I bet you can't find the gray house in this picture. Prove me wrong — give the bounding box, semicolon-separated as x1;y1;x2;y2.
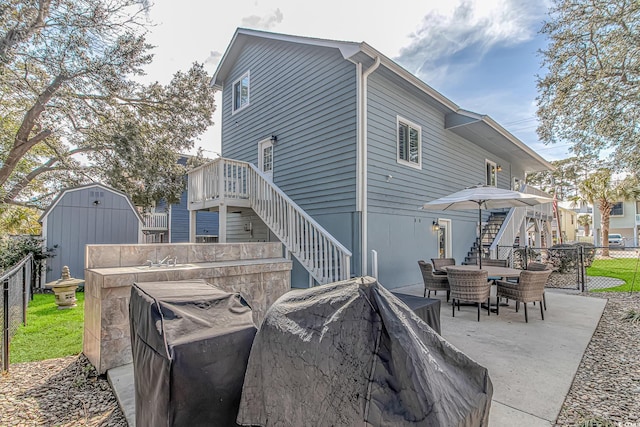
188;28;554;289
40;183;143;283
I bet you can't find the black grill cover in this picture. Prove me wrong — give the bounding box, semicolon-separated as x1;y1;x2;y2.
237;276;493;427
129;280;257;427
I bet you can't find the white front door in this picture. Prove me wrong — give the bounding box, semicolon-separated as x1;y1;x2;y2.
437;218;452;258
258;138;274;181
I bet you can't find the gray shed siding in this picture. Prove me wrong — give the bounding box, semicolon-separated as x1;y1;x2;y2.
44;186;140;282
365;69;514;288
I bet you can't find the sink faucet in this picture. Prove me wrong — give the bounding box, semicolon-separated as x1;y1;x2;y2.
145;256;178;267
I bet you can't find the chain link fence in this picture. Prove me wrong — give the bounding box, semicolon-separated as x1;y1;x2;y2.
0;254;34;372
497;245;640;293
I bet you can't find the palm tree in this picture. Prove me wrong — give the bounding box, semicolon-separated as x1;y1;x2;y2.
577;214;592;237
578;169;640;257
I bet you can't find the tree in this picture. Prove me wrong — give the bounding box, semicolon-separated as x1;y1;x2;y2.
0;0;216;209
526;156;595;199
578;169;640;256
577;214;592;237
537;0;640;169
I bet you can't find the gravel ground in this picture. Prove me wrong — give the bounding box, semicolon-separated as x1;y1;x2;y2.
555;292;640;426
0;354;126;426
0;292;638;426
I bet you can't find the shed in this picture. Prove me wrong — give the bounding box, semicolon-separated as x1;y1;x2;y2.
40;183;143;283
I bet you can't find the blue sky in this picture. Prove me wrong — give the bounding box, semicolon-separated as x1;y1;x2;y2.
142;0;571;161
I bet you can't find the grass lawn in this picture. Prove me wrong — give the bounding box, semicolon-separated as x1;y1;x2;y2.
10;291;84;363
587;257;640;292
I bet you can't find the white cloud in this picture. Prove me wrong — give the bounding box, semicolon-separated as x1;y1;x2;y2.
240;8;284;30
396;0;546;82
204;51;223;72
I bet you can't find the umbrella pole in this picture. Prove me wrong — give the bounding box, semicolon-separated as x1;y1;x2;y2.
478;206;482;269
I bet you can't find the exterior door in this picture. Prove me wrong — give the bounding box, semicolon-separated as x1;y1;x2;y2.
437;218;452;258
258;138;274;181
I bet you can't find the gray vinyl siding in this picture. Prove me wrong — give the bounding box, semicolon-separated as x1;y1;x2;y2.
220;39;358;217
365;69;515;288
44;186;140;282
170;191;219;243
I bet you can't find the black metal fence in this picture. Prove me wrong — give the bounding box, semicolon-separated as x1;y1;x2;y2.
497;245;640;293
0;253;35;372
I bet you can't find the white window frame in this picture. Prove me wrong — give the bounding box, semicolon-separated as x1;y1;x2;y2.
486;160;497;187
396;116;422;169
232;71;250;113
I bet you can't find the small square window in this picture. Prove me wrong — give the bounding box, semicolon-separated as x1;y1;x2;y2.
610;202;624;216
397;117;421;169
233;71;250;112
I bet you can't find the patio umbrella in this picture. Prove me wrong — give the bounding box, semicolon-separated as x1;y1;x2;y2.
421;185;553;268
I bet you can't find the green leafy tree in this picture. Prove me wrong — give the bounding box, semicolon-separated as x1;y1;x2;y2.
577;214;592;237
526;156;595;199
0;0;216;209
536;0;640;168
578;169;640;256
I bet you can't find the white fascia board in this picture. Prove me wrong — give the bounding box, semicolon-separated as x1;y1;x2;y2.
212;28;361;89
481;116;555;172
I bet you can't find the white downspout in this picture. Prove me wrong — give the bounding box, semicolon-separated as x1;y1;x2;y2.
358;56;380;276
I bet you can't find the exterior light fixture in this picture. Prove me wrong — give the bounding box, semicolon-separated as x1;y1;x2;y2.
270;135;278;144
496;165;503;172
432;220;440;231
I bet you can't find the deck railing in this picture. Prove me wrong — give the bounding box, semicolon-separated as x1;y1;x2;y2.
188;158;351;285
141;212;168;230
489;184;554;257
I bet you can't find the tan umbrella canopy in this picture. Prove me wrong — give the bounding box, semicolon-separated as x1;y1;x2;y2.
421;185;553;268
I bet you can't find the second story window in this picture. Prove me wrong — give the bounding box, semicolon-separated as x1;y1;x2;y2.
486;160;497;186
397;117;421;169
233;71;250;112
610;202;624;216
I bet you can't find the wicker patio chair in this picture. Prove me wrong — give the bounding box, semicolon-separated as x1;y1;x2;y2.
446;267;491;322
495;269;552;322
431;257;455;275
418;260;450;301
526;262;551;310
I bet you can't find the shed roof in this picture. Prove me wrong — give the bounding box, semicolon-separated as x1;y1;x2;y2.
213;28;553;173
39;183;144;224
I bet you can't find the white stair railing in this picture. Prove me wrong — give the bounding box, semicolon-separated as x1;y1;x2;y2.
489;184;554;258
188;158;351;285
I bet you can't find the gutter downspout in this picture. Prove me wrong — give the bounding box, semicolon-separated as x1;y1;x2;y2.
357;56;380;276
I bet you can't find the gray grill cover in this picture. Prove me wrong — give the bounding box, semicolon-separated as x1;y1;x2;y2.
237;276;492;427
129;280;257;427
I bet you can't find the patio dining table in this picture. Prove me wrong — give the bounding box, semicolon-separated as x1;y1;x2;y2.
442;264;522;280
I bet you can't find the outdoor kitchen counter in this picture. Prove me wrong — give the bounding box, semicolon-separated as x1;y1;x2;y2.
83;243;292;374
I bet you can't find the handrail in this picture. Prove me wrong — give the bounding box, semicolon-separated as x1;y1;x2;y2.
142;212;168;229
188;158;351;285
489;184;554;257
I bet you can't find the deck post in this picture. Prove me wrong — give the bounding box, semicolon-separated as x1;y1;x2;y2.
219;204;227;243
189;210;196;242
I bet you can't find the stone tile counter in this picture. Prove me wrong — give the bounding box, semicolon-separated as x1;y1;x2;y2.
84;243;292;374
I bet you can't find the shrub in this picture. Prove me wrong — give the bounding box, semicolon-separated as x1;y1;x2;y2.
547;243;580;273
0;235;56;273
574;242;596;267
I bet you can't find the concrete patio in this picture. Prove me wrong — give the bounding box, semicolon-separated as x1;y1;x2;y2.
109;286;606;426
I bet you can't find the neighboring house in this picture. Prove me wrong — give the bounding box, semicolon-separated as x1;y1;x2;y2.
592;200;640;247
142;156;219;243
188;28;554;289
551;205;578;244
39;183;143;283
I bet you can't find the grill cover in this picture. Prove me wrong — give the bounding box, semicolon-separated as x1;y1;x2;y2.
237;276;492;427
129;280;256;427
